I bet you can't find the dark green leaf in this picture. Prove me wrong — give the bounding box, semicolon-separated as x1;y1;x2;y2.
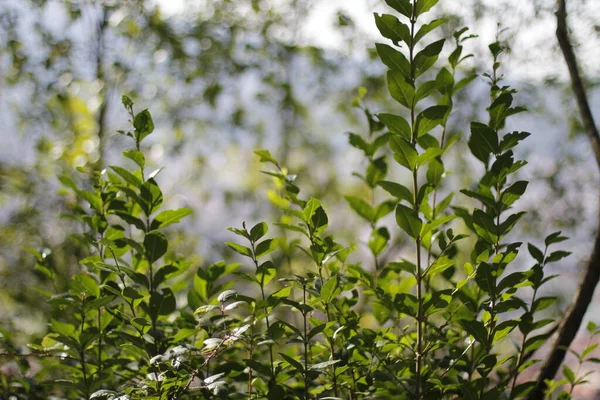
414;19;445;44
378;180;413;205
413;39;445;77
144;232;168;263
133;109;154;142
250;222;268;242
415;106;449;137
376;43;410;78
377;113;411;140
255;238;279;258
384;0;412;18
387;70;415;108
374;13;410;46
396;203;422;239
460;319;488;347
468;122;498;164
390;136;418;170
415;0;439;16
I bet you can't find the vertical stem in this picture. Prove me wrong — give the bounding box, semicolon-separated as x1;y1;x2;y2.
249;236;275;383
303;284;310;400
97;308;102;373
408;6;423;399
80;302;90;399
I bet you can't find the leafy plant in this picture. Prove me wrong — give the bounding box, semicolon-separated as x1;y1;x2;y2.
2;1;599;400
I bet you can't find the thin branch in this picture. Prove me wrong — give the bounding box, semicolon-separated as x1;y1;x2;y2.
528;0;600;398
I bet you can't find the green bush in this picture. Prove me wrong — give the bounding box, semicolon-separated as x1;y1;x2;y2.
2;1;599;399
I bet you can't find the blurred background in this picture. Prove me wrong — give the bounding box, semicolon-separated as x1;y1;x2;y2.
0;0;599;394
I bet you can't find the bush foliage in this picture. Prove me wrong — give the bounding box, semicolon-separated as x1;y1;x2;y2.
2;1;599;399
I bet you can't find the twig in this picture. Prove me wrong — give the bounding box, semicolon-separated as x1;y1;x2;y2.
528;0;600;398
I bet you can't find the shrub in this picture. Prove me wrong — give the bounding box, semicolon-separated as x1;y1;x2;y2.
2;1;598;399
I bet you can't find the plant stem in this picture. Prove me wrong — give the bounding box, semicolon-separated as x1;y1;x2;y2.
250;237;276;382
408;7;424;399
303;284;310;400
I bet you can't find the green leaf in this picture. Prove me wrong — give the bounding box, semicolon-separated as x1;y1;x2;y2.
546;250;571;263
225;242;253;258
452;75;477;95
415;106;449;137
414;19;445;44
279;353;304;373
114;212;146;231
149;288;176;316
415;0;439;16
144;232;168;263
374;13;410;46
563;365;576;384
133;109;154;142
435;192;454;216
373;200;396;221
255;149;279;166
345;195;374;222
390;136;418;171
532;297;557;312
110;165;142;187
387;70;415;108
468;122;498;164
426;256;454;276
499;131;530;152
377;113;411;140
388;260;416;275
378;180;413;205
369;227;390;256
414;80;439;105
123;149;145;168
250;222;268;242
396;204;422;239
76;189;103;213
321;275;339;302
218;289;237;303
70;273;100;298
460;319;488;347
310;206;328;233
376;43;410;78
501;181;528;208
426;157;444;185
475;262;495;295
417;147;444;167
303;197;321;224
51;319;77;339
489;92;513;130
151;208;192;229
413;39;445;77
255;238;279;259
366;156;388;187
310;360;341;370
421;215;455;237
473;209;498;244
348;133;371;156
493;320;517;343
499;211;526;236
527;243;544;263
384;0;412;18
545;231;569;247
139;178;163;216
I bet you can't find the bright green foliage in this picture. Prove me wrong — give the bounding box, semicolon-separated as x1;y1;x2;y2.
2;1;598;400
